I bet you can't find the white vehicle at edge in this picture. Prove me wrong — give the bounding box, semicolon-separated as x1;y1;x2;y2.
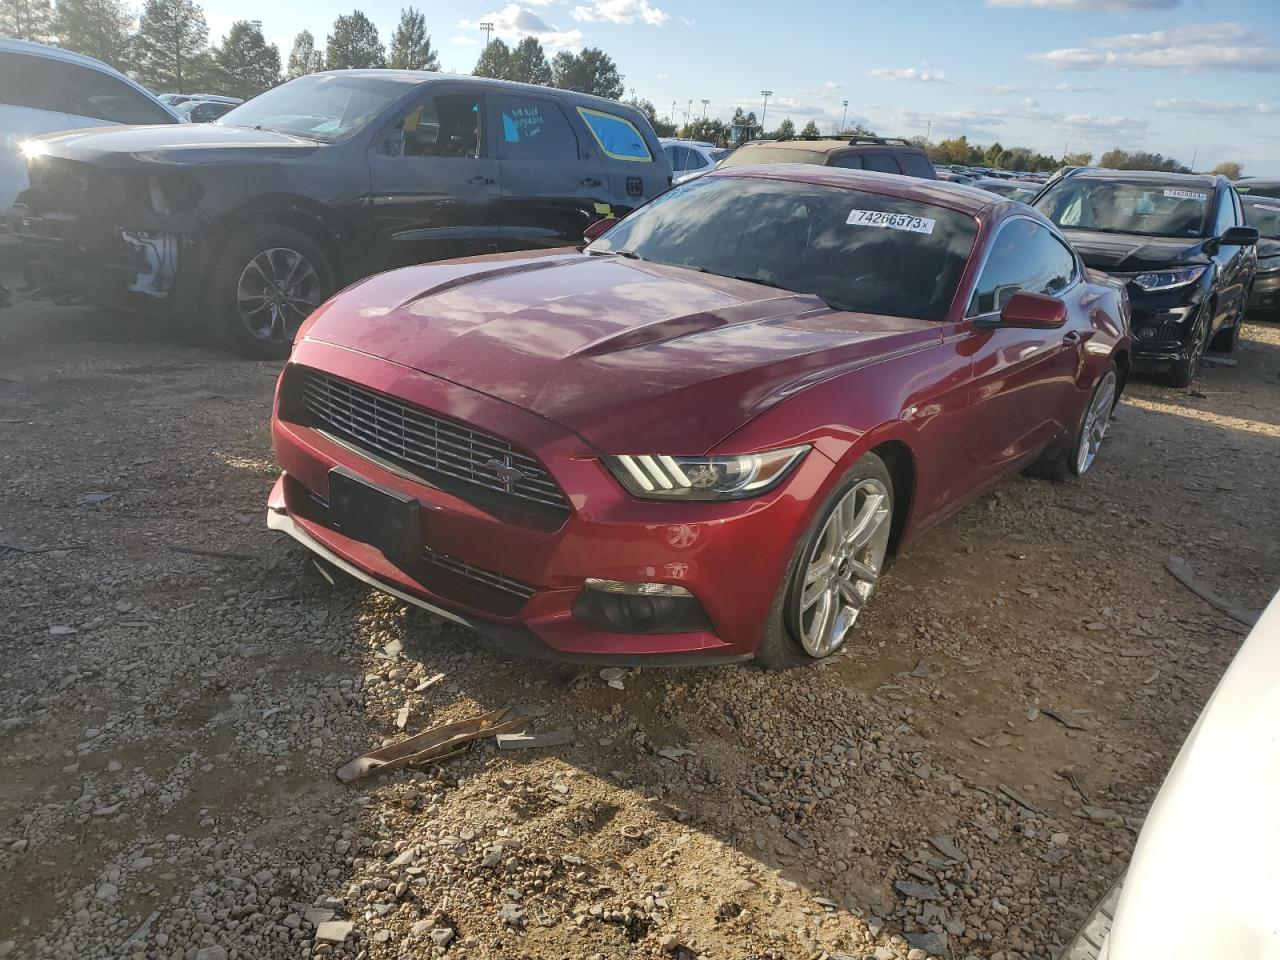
1064;589;1280;959
660;138;732;185
0;37;183;212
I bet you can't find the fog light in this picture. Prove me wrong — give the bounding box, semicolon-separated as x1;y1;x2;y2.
573;580;712;634
1137;326;1157;341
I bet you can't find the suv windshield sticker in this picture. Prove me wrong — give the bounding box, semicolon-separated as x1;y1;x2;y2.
1163;189;1207;202
846;209;936;234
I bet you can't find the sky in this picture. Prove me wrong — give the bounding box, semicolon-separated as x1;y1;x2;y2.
207;0;1280;176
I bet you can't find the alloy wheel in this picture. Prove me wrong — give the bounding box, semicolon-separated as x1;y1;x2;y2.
1075;370;1117;475
794;478;892;658
1187;306;1210;380
236;247;323;344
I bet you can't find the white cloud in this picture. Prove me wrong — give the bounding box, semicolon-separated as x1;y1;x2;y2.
450;35;477;46
763;97;826;118
1031;21;1280;72
987;0;1179;9
1153;98;1277;115
459;4;585;50
572;0;670;26
868;67;946;82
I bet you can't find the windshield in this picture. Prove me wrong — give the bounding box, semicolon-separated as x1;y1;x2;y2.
217;74;413;142
588;176;978;322
1243;197;1280;239
718;146;830;167
1034;178;1211;238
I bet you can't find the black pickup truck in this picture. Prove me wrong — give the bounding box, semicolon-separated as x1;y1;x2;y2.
3;71;672;357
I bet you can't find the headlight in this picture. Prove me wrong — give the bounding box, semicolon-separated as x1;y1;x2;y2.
607;446;809;500
1131;266;1207;291
18;139;49;160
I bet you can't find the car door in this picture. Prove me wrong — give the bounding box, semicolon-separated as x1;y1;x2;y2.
947;217;1083;488
492;90;607;252
574;105;666;216
1214;188;1251;329
364;84;502;271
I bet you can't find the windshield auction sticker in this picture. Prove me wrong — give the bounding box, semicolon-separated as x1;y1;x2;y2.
1163;189;1207;202
846;209;936;234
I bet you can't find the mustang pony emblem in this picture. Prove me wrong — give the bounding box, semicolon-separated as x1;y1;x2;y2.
486;456;527;490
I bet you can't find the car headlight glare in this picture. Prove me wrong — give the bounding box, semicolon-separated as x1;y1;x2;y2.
606;446;809;500
18;139;49;160
1131;266;1207;291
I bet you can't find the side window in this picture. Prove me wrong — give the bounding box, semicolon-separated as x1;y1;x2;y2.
62;63;174;124
1213;192;1236;235
0;52;59;111
684;148;708;171
1231;189;1244;226
968;219;1076;316
862;151;902;174
386;93;484;159
829;153;864;170
898;152;935;179
495;94;578;161
662;144;680;169
577;107;652;162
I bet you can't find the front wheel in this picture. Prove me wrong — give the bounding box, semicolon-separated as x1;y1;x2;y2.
1162;302;1210;387
754;453;894;670
204;223;335;359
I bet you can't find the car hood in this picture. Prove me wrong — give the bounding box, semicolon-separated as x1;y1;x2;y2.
1109;590;1280;959
1060;229;1210;273
301;251;940;454
27;123;321;168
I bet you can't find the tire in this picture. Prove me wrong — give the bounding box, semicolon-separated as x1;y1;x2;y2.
203;222;335;359
1161;301;1211;388
1028;363;1118;482
1209;291;1247;353
754;452;894;670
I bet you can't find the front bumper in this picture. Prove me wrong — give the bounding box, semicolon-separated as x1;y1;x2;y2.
1121;286;1206;367
268;340;834;664
1248;268;1280;313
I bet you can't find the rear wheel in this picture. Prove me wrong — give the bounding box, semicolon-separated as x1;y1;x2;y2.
1210;289;1248;353
204;223;334;359
755;453;893;670
1162;301;1210;387
1029;364;1117;482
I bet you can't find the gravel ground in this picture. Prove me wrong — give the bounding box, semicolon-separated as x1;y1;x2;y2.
2;285;1278;960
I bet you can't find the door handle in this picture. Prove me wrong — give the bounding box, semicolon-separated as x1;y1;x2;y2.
468;175;495;186
581;177;603;188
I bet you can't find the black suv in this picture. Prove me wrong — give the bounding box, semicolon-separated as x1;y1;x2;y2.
716;135;936;179
4;71;671;357
1034;168;1257;385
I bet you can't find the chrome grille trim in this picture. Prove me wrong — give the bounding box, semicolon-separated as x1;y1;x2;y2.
420;547;536;602
296;370;569;516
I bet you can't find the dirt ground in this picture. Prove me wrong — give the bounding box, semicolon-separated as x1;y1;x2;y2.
2;280;1277;960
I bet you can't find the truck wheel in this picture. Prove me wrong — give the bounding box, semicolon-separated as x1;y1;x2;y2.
205;223;334;359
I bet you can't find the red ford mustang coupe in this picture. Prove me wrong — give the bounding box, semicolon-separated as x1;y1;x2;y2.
267;166;1130;668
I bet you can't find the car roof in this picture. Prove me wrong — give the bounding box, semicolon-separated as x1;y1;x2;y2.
0;35;122;73
309;69;651;117
1065;167;1224;189
706;163;1011;218
736;137;922;155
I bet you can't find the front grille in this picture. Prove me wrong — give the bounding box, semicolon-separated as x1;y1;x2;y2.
421;547;535;602
294;369;570;522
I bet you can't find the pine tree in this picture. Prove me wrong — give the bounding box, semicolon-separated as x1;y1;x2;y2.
387;6;437;71
52;0;132;69
799;120;821;137
506;36;550;85
472;37;510;79
133;0;210;92
213;20;280;99
1;0;55;41
774;118;795;139
324;11;385;70
550;47;623;100
285;29;323;78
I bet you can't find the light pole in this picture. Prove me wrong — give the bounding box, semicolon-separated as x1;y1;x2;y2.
700;99;710;121
480;21;494;45
841;99;848;134
760;90;772;133
670;100;677;124
685;98;692;129
925;120;932;142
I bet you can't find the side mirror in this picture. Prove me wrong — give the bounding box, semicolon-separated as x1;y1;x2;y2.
983;290;1067;329
1219;225;1258;247
583;216;619;244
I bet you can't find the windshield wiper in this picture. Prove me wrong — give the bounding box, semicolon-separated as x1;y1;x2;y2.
613;249;646;260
